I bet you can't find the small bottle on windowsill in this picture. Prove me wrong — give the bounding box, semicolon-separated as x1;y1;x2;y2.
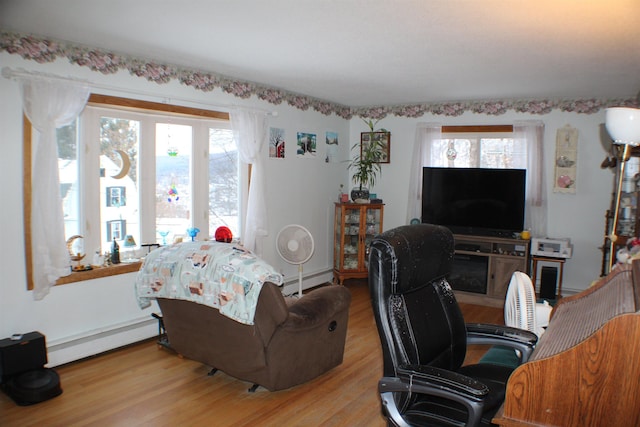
111;237;120;264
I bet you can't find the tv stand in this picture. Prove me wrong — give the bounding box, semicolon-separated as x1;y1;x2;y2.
451;234;530;307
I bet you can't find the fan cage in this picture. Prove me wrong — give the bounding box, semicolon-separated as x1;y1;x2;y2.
276;225;314;265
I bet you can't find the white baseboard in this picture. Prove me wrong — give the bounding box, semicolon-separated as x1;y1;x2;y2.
47;316;157;367
281;269;334;297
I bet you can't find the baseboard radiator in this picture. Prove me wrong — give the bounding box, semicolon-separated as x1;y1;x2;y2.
281;269;334;296
46;316;157;367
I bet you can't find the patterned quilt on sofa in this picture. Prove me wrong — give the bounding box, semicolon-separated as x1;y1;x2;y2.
135;241;283;325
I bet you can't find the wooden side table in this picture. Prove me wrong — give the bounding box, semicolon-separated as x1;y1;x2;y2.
531;256;566;299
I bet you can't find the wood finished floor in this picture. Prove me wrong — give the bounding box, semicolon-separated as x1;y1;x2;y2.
0;280;503;427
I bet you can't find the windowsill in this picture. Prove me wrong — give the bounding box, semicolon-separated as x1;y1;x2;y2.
55;261;142;285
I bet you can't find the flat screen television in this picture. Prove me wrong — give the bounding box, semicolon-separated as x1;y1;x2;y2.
421;167;526;238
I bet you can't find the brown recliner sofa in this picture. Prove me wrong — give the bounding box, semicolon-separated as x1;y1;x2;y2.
156;282;351;391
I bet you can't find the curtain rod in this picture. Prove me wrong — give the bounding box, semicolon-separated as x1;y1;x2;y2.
2;66;89;85
2;67;277;116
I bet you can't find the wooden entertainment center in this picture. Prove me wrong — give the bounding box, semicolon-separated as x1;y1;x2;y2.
450;234;530;307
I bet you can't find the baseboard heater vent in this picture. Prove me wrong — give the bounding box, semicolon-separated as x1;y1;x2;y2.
46;316;156;367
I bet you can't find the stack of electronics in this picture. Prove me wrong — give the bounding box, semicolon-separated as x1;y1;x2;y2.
531;238;573;301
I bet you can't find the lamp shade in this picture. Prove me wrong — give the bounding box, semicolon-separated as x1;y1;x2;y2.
123;234;136;247
605;107;640;146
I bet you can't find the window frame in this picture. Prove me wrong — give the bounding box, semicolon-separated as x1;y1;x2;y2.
23;94;232;289
442;125;513;134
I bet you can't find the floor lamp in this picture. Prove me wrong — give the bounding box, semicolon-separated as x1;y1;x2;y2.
605;107;640;273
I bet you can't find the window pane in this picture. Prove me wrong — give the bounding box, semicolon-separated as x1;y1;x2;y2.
156;123;192;244
208;128;239;238
480;138;526;169
58;121;79;240
434;136;523;169
99;117;140;248
433;138;473;167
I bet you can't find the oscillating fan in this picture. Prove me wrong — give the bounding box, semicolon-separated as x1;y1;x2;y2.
504;271;552;338
276;225;315;297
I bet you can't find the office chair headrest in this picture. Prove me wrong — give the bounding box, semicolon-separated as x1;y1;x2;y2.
370;224;454;295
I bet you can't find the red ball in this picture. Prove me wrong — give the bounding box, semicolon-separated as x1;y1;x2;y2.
214;226;233;243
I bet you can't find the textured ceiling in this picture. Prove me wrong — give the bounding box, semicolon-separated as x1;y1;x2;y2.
1;0;639;107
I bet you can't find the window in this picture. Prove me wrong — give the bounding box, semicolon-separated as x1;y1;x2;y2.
408;123;544;232
24;95;239;288
433;125;522;169
107;220;126;241
106;187;126;207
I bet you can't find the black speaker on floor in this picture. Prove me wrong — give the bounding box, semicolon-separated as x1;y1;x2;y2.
0;332;62;405
540;266;558;300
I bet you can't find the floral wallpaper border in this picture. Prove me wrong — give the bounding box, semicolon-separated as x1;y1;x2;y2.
1;30;637;120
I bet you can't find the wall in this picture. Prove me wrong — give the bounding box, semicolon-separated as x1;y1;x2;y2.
0;51;617;366
0;52;350;365
350;111;614;295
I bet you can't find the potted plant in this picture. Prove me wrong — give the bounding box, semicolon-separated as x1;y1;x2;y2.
348;119;388;202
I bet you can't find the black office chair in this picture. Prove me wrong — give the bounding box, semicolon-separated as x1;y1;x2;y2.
368;224;537;426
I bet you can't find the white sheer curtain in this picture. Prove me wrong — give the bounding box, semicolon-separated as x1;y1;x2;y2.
230;109;269;255
408;121;546;237
406;123;442;223
514;120;547;238
19;76;90;300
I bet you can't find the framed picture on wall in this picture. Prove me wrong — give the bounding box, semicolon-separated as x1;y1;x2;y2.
361;131;390;163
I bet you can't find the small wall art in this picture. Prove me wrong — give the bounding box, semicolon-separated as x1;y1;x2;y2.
325;131;338;163
297;132;316;158
361;131;391;163
553;125;578;194
269;127;285;158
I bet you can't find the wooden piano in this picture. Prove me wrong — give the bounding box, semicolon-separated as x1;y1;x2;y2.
493;261;640;426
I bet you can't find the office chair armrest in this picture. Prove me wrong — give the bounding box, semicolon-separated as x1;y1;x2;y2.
466;323;537;362
466;323;537;344
391;364;489;399
380;366;489;427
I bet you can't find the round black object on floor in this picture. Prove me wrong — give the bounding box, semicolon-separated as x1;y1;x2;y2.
3;368;62;406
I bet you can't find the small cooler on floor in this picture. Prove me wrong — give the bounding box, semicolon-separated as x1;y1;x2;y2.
0;331;62;405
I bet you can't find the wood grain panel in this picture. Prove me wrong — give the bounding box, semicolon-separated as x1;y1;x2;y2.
497;313;640;427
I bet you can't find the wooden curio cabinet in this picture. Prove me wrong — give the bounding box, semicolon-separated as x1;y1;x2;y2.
333;202;384;285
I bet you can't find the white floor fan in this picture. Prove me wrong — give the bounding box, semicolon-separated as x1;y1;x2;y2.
276;224;315;298
504;271;553;338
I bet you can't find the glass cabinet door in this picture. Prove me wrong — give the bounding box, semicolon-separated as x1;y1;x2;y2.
342;207;361;270
364;206;383;249
333;202;384;285
617;156;639;238
333;206;342;270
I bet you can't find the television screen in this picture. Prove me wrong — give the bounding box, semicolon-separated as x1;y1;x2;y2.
421;167;526;238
